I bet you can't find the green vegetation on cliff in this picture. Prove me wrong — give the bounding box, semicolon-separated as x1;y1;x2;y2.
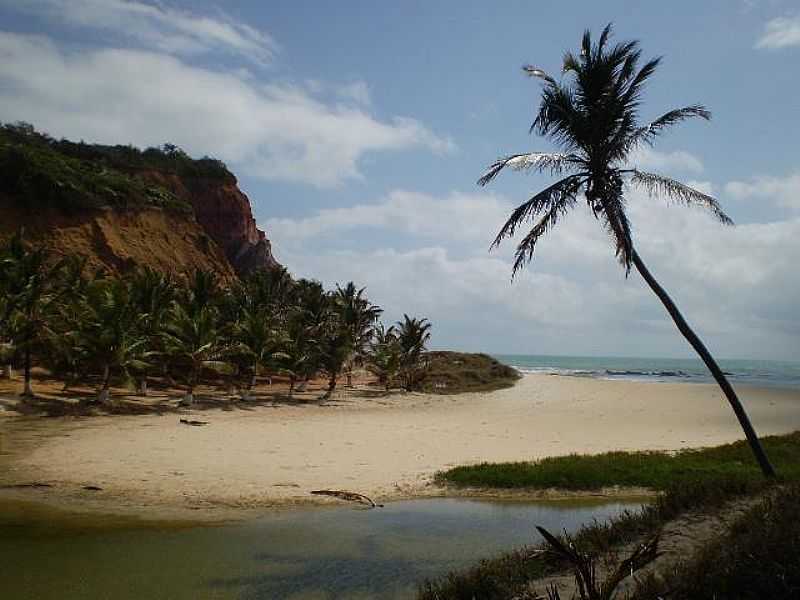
0;122;231;213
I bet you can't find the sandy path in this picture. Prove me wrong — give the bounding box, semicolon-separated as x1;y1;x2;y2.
1;375;799;518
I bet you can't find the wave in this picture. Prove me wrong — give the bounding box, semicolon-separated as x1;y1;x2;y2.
512;366;710;381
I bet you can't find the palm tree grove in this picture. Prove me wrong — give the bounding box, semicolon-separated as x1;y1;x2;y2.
0;230;434;406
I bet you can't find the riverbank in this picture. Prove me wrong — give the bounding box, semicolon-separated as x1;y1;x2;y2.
1;374;799;520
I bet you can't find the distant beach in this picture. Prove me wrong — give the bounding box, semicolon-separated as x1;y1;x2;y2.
496;354;800;389
2;373;799;520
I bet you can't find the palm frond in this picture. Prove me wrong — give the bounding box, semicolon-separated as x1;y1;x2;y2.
629;170;733;224
626;105;711;150
491;175;585;252
477;153;582;186
510;192;578;276
521;65;556;85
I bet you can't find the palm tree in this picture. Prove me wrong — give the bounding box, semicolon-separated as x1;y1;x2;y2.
366;323;401;391
231;306;287;399
334;282;383;386
129;267;177;395
396;315;432;391
477;25;774;477
162;303;224;405
78;278;150;404
0;231;63;397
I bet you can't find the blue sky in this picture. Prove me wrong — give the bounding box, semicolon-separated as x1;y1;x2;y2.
1;0;798;359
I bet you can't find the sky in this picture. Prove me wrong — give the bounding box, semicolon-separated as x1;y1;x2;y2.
0;0;798;360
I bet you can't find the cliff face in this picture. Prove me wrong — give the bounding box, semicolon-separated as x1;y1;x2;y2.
0;197;238;282
136;171;280;276
0;124;280;280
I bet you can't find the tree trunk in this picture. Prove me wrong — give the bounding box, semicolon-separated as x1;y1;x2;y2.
139;378;148;396
21;347;32;397
328;372;338;394
289;376;295;397
1;364;12;380
97;365;111;404
632;249;775;477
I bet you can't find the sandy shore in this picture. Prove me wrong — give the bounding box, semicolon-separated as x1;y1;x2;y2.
1;374;799;520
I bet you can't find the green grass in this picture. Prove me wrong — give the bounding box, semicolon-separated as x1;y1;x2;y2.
437;431;800;490
418;475;774;600
420;351;521;394
630;482;800;599
421;433;800;599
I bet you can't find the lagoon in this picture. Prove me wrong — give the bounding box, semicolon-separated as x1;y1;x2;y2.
0;497;642;600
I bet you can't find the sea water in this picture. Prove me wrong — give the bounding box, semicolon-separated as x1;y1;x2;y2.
494;354;800;389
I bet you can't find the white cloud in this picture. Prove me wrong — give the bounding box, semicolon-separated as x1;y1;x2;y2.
756;15;800;49
267;190;512;245
0;32;453;187
272;187;800;359
6;0;278;66
628;147;704;174
336;81;372;106
725;172;800;211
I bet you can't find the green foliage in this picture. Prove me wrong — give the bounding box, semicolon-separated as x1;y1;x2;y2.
419;473;779;600
396;314;432;391
420;351;520;394
0;122;208;213
437;431;800;490
0;233;434;402
366;323;401;390
629;483;800;599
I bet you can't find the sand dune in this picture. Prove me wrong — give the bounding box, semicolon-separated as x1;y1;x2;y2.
1;374;798;519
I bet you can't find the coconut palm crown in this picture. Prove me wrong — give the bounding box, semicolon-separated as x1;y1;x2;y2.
478;24;775;477
479;24;730;274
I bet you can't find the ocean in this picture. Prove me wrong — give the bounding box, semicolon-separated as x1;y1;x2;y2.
493;354;800;390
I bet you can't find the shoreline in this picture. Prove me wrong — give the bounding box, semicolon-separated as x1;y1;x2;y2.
1;374;798;522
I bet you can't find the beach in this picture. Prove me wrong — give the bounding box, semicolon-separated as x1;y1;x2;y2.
1;374;799;520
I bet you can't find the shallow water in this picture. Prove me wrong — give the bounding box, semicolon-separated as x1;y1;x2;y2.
0;497;643;599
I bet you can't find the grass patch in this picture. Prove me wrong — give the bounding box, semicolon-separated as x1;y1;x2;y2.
418;476;774;600
630;482;800;599
420;351;521;394
437;431;800;490
421;433;800;599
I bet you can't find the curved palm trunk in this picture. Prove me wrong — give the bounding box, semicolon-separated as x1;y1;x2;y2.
21;347;33;397
632;250;775;477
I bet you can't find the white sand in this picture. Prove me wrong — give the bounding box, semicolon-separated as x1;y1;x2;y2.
2;374;799;518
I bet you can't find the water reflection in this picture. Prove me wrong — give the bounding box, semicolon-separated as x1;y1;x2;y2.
0;497;644;600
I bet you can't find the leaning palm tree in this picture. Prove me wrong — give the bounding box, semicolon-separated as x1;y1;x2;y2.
478;25;774;476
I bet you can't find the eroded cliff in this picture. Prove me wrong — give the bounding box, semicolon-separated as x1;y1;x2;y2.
0;123;280;280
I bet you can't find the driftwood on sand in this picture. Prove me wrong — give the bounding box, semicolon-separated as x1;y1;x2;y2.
179;419;208;426
310;489;384;508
